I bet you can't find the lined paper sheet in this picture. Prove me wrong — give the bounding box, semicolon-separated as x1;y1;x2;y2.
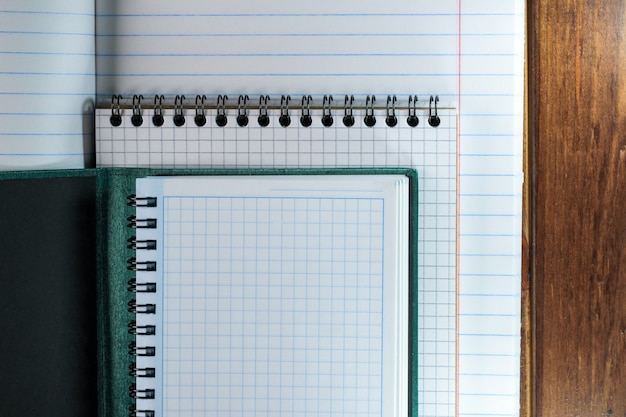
135;175;410;417
96;1;524;416
0;1;95;169
457;3;524;416
94;1;457;96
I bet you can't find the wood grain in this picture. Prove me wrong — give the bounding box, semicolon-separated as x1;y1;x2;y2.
529;0;626;415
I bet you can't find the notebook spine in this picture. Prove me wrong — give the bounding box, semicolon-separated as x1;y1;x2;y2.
106;94;443;128
127;194;158;417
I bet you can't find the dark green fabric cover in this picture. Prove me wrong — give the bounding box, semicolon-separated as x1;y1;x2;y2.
0;167;418;417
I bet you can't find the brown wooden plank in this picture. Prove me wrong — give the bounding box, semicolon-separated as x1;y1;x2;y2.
528;0;626;415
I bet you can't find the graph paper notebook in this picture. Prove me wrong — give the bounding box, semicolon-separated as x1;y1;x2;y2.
0;167;416;417
131;172;417;417
96;94;456;417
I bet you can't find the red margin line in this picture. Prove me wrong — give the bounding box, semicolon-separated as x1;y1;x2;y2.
456;1;462;417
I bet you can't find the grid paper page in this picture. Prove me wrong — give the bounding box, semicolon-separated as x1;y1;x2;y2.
96;0;525;415
135;175;409;417
0;1;94;169
97;105;457;416
164;195;384;417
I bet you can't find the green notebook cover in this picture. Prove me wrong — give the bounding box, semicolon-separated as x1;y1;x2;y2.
0;167;418;417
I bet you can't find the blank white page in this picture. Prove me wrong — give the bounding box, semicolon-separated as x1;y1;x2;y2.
0;0;95;169
134;174;410;417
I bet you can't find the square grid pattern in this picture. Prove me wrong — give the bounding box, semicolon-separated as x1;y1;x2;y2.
162;195;385;417
97;106;457;415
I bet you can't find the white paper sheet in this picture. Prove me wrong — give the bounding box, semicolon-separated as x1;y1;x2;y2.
135;175;410;417
0;0;95;169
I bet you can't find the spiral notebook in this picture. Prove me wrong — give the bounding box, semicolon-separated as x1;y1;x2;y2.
0;167;416;417
132;173;416;417
95;94;458;417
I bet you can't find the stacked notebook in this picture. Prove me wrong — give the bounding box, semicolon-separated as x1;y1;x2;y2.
0;167;417;417
0;1;524;416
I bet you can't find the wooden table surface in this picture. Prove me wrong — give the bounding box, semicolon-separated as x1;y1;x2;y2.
526;0;626;415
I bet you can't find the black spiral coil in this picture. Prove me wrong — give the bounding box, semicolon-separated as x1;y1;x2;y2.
129;405;155;417
127;194;158;417
108;94;443;129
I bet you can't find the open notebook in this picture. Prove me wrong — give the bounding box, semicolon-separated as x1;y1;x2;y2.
132;173;416;417
0;167;415;417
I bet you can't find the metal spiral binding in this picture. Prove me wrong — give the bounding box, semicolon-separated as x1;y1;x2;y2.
300;95;313;127
279;95;291;127
216;94;228;127
129;404;155;417
173;95;186;126
131;95;144;127
127;216;157;229
128;321;156;335
110;95;122;127
129;383;155;399
127;237;157;250
343;95;355;127
407;95;419;127
129;342;156;357
127;258;157;271
195;95;207;127
106;94;444;129
236;94;250;127
127;278;157;293
386;95;398;127
152;95;165;127
428;95;441;127
364;95;376;127
127;194;158;417
129;362;156;378
127;299;156;314
127;195;157;207
320;95;334;127
257;95;270;127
